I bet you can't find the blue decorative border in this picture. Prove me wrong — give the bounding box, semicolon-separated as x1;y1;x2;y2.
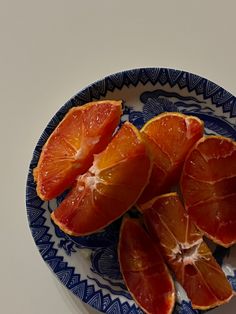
26;68;236;314
73;68;236;118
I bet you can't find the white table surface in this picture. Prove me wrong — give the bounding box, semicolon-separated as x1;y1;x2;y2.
1;0;236;313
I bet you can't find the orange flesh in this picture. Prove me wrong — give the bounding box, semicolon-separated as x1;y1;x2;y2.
138;113;204;204
35;100;122;200
141;193;233;310
181;136;236;247
118;217;175;314
51;122;151;235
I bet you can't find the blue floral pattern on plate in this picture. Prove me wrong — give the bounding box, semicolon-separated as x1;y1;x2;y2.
26;68;236;314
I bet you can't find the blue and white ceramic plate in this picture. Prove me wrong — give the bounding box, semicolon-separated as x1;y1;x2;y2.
26;68;236;314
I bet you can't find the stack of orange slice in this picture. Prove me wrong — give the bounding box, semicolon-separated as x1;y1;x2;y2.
140;193;233;310
51;121;151;235
138;113;204;205
34;100;122;200
34;100;236;313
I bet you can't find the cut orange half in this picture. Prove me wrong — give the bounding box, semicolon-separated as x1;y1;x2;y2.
34;100;122;200
141;193;233;310
51;122;151;236
138;112;204;205
181;136;236;247
118;217;175;314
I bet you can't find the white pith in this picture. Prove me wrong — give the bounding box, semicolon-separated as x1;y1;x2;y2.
75;136;101;160
170;238;203;265
185;117;196;139
81;164;101;190
84;175;100;190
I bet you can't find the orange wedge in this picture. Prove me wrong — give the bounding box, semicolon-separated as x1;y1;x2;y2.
118;217;175;314
138;113;204;205
34;100;122;200
181;135;236;247
51;122;151;236
141;193;233;310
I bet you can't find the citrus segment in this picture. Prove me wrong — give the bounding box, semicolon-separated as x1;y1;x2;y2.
34;100;122;200
118;217;175;314
51;122;151;236
141;193;233;310
181;136;236;247
138;113;204;204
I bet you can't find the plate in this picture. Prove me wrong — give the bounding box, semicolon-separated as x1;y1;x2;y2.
26;68;236;314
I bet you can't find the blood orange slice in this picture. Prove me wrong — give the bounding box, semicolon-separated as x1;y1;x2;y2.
34;100;122;200
51;122;151;235
181;136;236;247
141;193;233;310
118;217;175;314
138;113;204;204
